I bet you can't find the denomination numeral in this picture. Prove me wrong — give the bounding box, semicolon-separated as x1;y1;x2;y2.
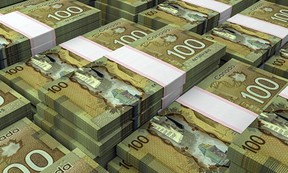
167;39;206;60
114;30;148;46
48;82;68;93
271;9;288;23
5;66;24;75
48;6;83;21
119;160;133;169
241;77;279;104
3;149;53;172
128;135;149;151
242;135;265;154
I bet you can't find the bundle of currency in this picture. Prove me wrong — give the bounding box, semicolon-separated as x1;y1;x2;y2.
177;58;288;171
94;1;137;24
138;0;257;34
0;0;101;69
204;0;288;66
0;80;32;129
228;115;288;172
265;0;288;6
0;0;25;8
108;157;140;173
37;26;225;140
93;0;164;24
35;103;134;158
0;18;153;106
264;43;288;78
116;113;233;172
0;117;108;172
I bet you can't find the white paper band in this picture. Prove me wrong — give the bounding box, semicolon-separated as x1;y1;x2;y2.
60;36;112;62
279;86;288;99
176;86;258;133
183;0;232;23
162;86;183;109
0;11;56;56
107;45;186;97
228;14;288;46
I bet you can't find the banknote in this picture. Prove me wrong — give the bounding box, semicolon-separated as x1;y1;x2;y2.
197;59;288;115
0;118;69;172
38;57;163;140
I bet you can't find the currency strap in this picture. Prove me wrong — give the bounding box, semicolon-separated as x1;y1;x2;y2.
60;36;112;62
0;11;56;56
176;86;258;133
183;0;232;24
279;86;288;99
107;45;186;99
228;14;288;46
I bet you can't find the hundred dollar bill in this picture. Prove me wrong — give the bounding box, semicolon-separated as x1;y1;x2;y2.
129;25;226;90
108;156;140;173
204;1;288;66
117;114;231;173
228;125;288;173
84;18;153;50
264;43;288;78
0;18;153;105
38;57;163;140
197;59;288;117
0;80;32;130
42;148;108;173
0;0;101;65
0;118;70;172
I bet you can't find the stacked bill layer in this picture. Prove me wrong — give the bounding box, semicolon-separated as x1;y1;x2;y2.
138;0;258;34
204;0;288;66
0;80;32;129
0;0;101;69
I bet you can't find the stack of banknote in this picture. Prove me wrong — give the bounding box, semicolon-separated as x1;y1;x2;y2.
0;0;25;8
0;18;153;106
0;0;101;69
204;1;288;66
0;19;154;165
93;0;164;24
264;43;288;78
116;104;235;172
0;117;108;172
138;0;257;34
0;80;32;129
194;59;288;172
